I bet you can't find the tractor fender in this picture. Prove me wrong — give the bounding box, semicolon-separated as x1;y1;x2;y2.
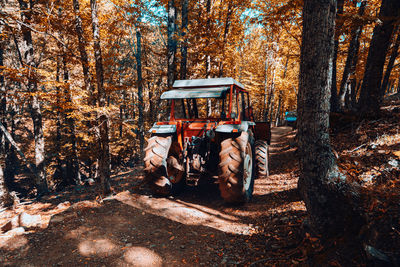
148;123;177;134
215;121;255;133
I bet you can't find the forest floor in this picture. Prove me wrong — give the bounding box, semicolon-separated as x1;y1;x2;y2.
0;126;312;266
1;93;399;266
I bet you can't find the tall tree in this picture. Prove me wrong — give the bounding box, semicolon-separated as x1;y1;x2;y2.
263;52;270;121
180;0;189;80
18;0;48;195
381;28;400;96
298;0;360;236
338;0;367;110
205;0;212;78
330;0;344;112
56;5;80;185
136;27;144;162
358;0;400;117
167;0;177;88
90;0;111;194
268;66;276;122
0;21;5;152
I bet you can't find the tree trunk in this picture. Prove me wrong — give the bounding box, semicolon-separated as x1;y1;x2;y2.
205;0;212;79
55;6;80;185
61;44;80;185
167;0;177;88
180;0;189;80
338;0;367;111
268;67;276;122
204;0;212;115
351;80;360;108
18;0;48;195
274;91;282;127
263;54;269;121
119;87;126;138
0;30;5;153
381;28;400;96
330;0;344;113
90;0;111;194
0;163;13;208
4;107;17;190
72;0;95;104
219;1;233;77
136;29;144;162
0;29;16;188
55;54;64;182
358;0;400;117
298;0;362;237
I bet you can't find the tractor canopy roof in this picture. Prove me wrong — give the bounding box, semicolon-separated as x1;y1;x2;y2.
161;78;245;100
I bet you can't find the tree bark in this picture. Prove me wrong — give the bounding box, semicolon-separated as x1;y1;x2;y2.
0;163;13;208
0;33;12;205
0;26;15;189
180;0;189;80
267;67;276;122
381;28;400;96
274;91;282;127
167;0;177;88
18;0;48;195
330;0;344;113
61;42;80;185
0;27;5;153
205;0;212;79
55;53;63;182
263;54;269;121
136;29;144;162
72;0;95;105
298;0;362;237
90;0;111;194
358;0;400;117
338;0;367;111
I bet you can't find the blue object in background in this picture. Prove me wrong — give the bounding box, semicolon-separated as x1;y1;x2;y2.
285;111;297;122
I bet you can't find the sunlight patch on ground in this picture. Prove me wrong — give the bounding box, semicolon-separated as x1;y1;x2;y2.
0;234;28;250
114;191;255;235
123;246;163;267
233;201;306;217
254;174;298;194
78;238;118;257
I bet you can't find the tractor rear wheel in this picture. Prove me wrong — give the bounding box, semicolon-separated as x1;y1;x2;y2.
255;140;269;177
218;132;255;203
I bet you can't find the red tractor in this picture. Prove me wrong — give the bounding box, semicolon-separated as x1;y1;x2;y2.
144;78;270;203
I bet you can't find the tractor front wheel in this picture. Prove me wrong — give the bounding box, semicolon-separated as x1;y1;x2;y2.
144;135;185;196
218;132;255;203
144;135;173;195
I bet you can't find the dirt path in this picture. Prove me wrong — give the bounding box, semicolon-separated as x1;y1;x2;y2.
1;127;307;266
